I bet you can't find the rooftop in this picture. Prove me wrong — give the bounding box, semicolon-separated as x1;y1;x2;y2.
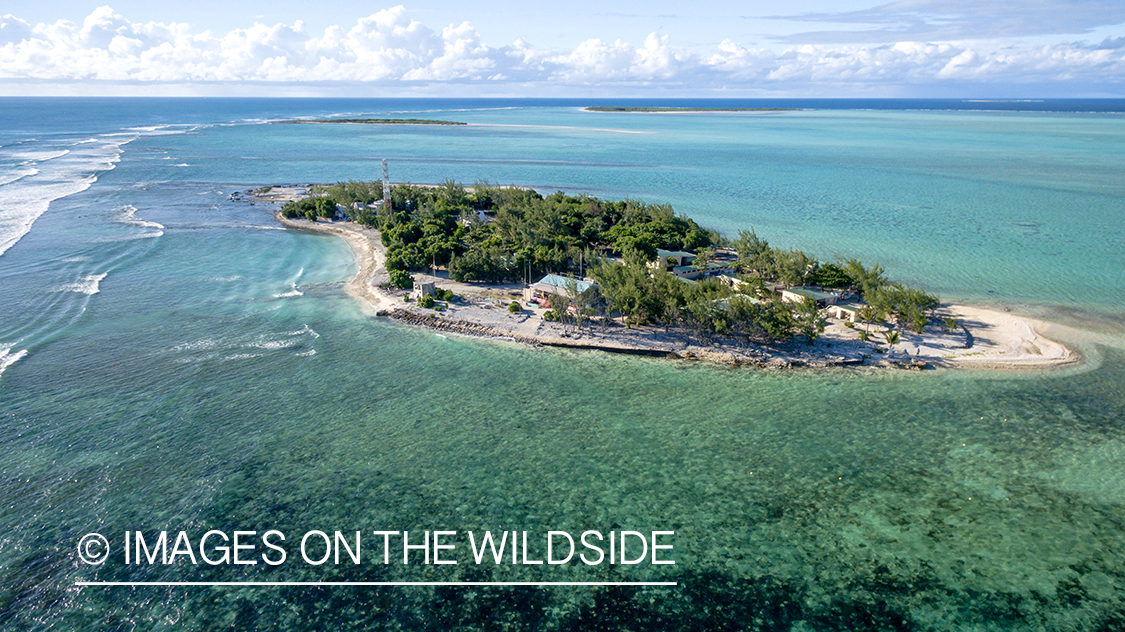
536;274;596;294
657;248;697;259
782;287;836;301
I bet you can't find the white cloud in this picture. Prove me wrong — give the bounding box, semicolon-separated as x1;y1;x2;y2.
0;15;33;46
0;5;1123;93
770;0;1125;44
541;33;692;83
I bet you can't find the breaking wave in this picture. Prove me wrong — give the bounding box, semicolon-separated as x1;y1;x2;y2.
56;273;107;295
170;324;319;363
0;345;27;378
114;205;165;230
0;126;189;260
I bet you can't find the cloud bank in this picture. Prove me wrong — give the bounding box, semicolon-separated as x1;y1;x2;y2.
1;5;1123;95
771;0;1125;44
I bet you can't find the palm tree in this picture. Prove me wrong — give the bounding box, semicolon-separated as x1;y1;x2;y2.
858;305;878;333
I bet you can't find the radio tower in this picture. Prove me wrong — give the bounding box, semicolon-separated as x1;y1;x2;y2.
381;158;391;212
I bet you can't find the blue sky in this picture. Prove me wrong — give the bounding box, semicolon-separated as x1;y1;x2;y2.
2;1;1124;96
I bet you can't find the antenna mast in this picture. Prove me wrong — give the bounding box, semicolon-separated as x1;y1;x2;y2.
381;158;391;212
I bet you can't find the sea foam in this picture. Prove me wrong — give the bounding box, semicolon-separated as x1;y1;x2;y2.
0;126;189;260
0;345;27;377
56;273;107;295
0;140;124;258
115;205;165;230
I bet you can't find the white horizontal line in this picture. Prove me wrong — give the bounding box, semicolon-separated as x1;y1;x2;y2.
77;581;677;587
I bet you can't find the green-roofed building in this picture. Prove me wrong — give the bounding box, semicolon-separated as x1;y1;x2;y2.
779;286;838;306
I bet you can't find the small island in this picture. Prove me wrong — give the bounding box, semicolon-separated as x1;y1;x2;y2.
250;181;1074;371
585;107;801;113
279;118;467;126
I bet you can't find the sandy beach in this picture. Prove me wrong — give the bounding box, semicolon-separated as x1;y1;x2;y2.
275;214;1078;371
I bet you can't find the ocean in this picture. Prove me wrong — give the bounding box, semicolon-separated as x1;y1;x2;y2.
1;97;1123;630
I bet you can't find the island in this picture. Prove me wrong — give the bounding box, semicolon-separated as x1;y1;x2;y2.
278;118;467;126
248;182;1076;371
584;107;801;113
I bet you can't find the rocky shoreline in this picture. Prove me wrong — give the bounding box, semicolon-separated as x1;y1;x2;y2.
388;307;932;369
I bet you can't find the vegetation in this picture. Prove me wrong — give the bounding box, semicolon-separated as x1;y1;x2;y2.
508;301;521;313
335;180;719;285
280;197;339;221
585;255;797;341
291;179;939;344
868;284;939;334
387;269;413;290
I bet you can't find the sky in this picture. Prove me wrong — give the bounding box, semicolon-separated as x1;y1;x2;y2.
1;1;1124;97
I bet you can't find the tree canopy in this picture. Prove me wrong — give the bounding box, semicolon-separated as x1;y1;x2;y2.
291;179;939;339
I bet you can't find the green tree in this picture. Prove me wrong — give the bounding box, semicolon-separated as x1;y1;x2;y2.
793;298;825;344
858;305;878;333
842;258;887;298
388;268;413;289
810;263;853;289
776;249;817;288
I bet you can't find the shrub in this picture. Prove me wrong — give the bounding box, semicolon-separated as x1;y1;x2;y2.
543;309;560;321
857;330;870;342
909;306;928;334
418;294;435;308
443;289;455;301
844;321;855;329
388;268;413;289
508;301;521;313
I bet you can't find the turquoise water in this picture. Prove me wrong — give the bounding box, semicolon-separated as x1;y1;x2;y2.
1;99;1124;630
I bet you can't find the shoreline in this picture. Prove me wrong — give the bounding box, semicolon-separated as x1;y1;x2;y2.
277;118;466;126
273;212;1079;372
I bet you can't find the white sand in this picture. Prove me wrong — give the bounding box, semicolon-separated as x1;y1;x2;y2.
276;215;399;314
933;304;1075;369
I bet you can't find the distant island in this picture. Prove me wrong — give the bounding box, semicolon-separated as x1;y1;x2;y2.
280;118;467;126
585;107;801;113
250;180;1074;371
